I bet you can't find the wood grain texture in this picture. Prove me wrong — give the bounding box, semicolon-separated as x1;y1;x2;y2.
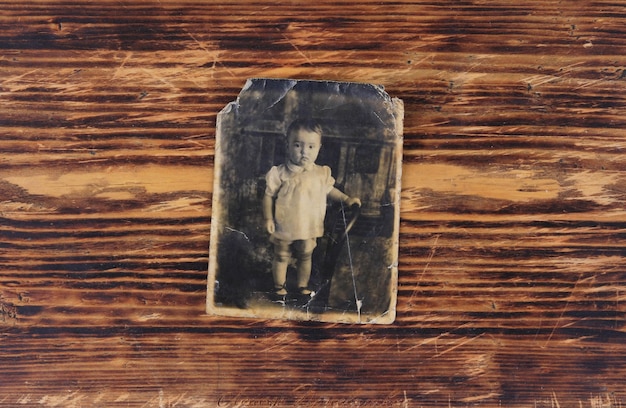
1;1;626;406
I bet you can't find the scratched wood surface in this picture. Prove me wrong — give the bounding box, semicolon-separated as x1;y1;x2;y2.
1;1;626;406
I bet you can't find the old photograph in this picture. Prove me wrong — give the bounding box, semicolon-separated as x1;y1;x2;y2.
207;78;403;324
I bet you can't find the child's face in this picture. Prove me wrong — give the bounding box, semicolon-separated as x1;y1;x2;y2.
287;128;321;170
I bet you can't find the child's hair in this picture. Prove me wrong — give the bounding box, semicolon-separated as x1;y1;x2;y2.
286;118;322;142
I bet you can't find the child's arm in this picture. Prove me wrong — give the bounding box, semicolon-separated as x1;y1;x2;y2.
262;194;275;234
329;188;361;207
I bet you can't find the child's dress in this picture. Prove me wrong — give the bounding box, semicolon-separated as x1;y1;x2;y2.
265;162;335;242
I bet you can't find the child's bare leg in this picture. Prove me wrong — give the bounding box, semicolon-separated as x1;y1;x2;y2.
272;242;290;295
272;259;288;295
296;252;313;294
295;239;316;295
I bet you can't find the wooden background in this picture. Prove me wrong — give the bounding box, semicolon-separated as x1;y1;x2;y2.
1;1;625;406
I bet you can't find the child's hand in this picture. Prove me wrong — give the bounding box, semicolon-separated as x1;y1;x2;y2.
346;197;361;207
265;219;276;234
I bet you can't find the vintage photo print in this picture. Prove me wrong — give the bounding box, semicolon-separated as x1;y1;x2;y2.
207;78;403;324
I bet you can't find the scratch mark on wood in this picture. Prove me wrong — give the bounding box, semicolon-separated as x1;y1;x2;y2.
408;234;440;306
112;51;133;80
543;272;586;348
430;334;485;359
279;31;313;66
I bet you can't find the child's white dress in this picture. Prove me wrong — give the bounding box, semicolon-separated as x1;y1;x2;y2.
265;162;335;242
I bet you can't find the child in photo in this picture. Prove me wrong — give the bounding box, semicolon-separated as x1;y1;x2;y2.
263;118;361;296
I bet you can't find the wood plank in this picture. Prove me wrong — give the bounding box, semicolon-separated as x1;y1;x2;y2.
1;0;625;406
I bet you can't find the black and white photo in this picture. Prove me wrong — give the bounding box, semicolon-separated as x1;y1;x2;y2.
207;78;403;324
